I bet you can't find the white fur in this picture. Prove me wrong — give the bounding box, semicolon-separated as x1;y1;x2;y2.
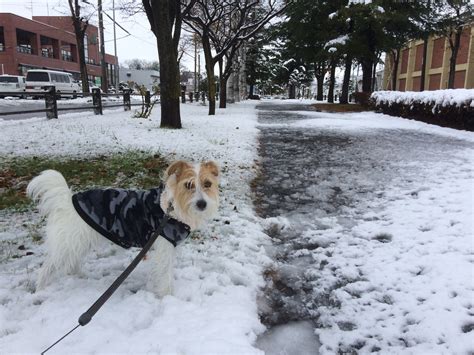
27;168;213;298
160;164;218;230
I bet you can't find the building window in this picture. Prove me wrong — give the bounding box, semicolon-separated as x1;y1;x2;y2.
454;70;466;89
431;37;445;69
456;28;470;65
84;33;89;61
0;27;5;52
398;78;406;92
400;49;409;74
429;73;441;90
40;35;59;59
414;44;424;72
61;49;73;61
16;28;37;55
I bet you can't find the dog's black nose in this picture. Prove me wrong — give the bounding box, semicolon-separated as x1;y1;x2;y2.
196;200;207;210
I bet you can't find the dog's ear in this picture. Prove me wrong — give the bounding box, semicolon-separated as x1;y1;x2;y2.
202;161;219;177
166;160;192;179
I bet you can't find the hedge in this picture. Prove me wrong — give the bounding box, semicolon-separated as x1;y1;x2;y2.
370;90;474;131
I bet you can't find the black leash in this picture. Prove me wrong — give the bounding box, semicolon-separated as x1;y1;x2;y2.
41;209;172;354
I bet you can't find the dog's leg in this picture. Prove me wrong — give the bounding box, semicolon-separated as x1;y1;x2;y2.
28;170;100;289
147;237;176;297
37;208;100;289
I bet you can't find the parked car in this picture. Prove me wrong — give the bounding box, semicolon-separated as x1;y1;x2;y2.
0;75;26;98
26;70;80;98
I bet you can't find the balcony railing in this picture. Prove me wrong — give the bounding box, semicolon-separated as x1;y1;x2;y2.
17;45;32;54
41;49;54;58
61;52;73;62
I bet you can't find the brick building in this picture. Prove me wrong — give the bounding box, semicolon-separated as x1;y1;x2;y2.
0;13;117;87
382;24;474;91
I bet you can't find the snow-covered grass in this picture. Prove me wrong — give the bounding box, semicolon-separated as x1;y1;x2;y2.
0;101;271;353
1;99;473;354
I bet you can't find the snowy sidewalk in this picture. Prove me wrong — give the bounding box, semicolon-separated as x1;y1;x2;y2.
254;102;474;354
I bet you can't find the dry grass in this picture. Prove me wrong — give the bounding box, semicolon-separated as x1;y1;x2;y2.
312;103;368;113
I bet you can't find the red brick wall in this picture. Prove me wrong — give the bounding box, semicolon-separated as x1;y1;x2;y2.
431;37;445;69
399;78;406;91
454;70;466;89
400;49;409;74
414;44;424;72
456;28;471;65
33;16;100;63
429;73;441;90
412;76;421;91
0;14;115;78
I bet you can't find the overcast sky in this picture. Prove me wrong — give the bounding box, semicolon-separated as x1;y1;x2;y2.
1;0;196;70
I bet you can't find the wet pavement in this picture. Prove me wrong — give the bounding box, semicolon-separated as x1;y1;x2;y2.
253;101;473;354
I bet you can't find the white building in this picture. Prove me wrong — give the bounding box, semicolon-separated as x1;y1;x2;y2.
118;68;160;91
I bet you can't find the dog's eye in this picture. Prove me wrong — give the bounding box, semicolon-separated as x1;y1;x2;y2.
203;181;212;189
184;181;195;190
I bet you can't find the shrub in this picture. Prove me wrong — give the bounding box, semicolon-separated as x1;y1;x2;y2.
370;90;474;131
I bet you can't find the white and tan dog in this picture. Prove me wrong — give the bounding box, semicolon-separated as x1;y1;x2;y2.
27;160;219;297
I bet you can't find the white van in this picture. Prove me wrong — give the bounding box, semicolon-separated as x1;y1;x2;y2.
26;70;80;97
0;75;26;98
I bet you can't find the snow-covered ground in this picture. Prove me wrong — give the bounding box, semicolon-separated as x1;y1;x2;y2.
0;99;473;354
0;101;271;354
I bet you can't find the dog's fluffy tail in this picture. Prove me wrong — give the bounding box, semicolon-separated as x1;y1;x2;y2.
27;170;72;217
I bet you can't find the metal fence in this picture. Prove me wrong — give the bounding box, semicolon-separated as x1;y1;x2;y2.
0;87;146;119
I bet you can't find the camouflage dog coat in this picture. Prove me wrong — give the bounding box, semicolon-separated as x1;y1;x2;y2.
72;187;191;248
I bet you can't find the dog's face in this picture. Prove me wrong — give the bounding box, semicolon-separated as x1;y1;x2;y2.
161;160;219;229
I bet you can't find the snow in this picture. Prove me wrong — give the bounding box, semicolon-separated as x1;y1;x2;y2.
1;98;473;354
0;101;270;354
371;89;474;109
325;35;349;49
255;101;474;354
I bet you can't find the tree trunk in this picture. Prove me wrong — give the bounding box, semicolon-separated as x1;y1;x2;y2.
447;29;462;89
314;62;325;101
316;74;324;100
361;58;373;93
327;59;336;103
371;61;377;91
219;75;229;108
420;36;428;91
391;49;400;91
74;30;89;93
340;55;352;104
68;0;89;94
144;0;182;128
288;85;296;99
158;46;182;127
202;33;216;115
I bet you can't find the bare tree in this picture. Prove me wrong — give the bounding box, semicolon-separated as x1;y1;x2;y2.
140;0;197;128
439;0;473;89
67;0;94;93
184;0;288;115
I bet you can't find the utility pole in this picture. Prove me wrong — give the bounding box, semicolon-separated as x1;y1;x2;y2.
112;0;118;92
194;34;197;94
197;53;200;93
98;0;107;92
